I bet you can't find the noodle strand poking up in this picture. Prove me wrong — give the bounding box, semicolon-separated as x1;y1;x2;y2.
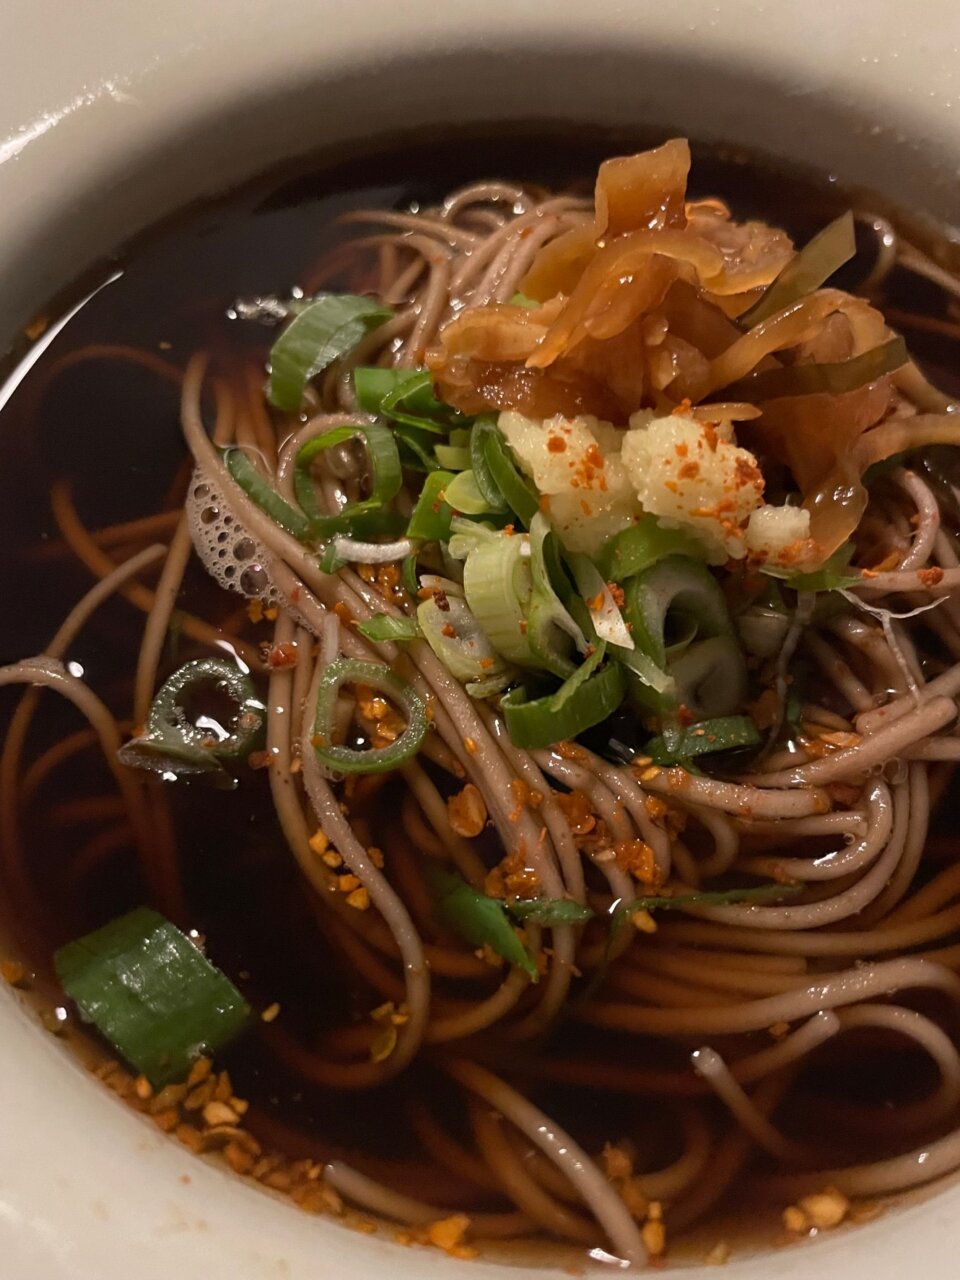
7;136;960;1269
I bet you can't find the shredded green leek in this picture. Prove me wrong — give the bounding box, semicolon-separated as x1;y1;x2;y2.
312;659;427;774
428;867;539;980
501;644;625;749
268;295;392;412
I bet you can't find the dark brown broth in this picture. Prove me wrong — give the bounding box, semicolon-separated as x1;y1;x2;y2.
1;127;958;1260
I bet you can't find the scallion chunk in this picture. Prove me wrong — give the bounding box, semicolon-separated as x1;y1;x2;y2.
268;295;392;412
55;907;251;1087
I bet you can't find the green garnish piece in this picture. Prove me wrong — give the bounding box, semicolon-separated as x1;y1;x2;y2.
354;366;452;432
428;867;539;980
312;659;427;774
595;516;708;582
224;448;313;542
771;543;861;593
268;295;392;412
616;882;803;925
293;422;402;531
645;714;761;765
118;658;265;787
406;470;457;542
507;898;594;925
478;421;539;527
501;643;625;750
355;614;422;644
55;908;251;1088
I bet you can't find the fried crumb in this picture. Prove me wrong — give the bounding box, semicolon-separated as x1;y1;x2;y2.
425;1214;477;1259
798;1187;850;1230
447;783;488;837
631;909;658;934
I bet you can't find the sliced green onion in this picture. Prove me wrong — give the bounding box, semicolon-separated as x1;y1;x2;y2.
445;469;499;516
268;295;392;412
506;898;594;925
294;422;401;532
622;556;745;717
224;448;313;542
312;659;427;774
435;443;473;470
509;292;539;309
447;516;502;561
417;594;511;683
740;211;856;327
462;531;537;667
568;553;635;650
394;423;442;473
724;336;907;403
428;866;539;980
401;553;420;597
768;542;860;592
646;714;760;764
354;366;453;433
407;470;457;542
595;516;709;582
470;417;510;512
666;634;750;720
480;424;539;527
526;514;586;678
624;557;732;668
55;907;251;1087
466;669;519;699
118;658;265;787
501;643;625;749
614;882;802;927
355;614;422;644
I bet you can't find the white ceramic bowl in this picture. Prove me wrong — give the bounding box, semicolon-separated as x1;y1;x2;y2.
2;2;960;1276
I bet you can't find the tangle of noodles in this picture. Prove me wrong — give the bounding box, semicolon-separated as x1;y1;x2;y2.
6;135;960;1269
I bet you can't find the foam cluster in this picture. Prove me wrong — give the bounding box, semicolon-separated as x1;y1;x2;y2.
185;470;282;606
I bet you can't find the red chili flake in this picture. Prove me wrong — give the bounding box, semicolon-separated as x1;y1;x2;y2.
434;590;451;613
607;582;625;607
547;435;567;453
441;624;456;638
265;642;299;669
918;567;944;587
